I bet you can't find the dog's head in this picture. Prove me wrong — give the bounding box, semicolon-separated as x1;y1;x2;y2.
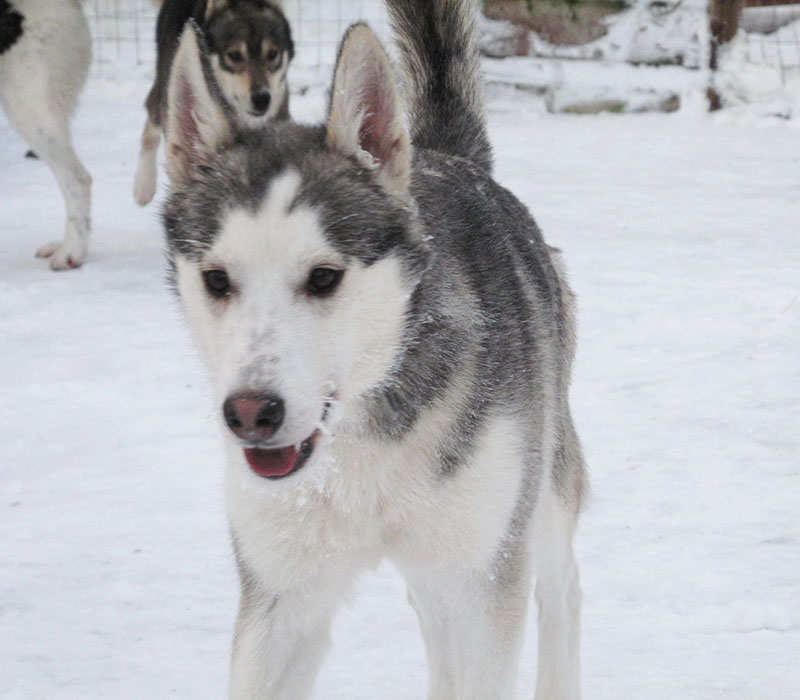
203;0;294;124
163;24;427;481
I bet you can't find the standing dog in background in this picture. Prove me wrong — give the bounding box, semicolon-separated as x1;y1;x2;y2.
133;0;293;206
0;0;92;270
161;0;586;696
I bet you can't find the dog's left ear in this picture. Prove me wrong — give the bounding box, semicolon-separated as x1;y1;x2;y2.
165;22;232;187
326;24;411;198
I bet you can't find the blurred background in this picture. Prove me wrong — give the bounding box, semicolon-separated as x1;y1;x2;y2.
86;0;800;117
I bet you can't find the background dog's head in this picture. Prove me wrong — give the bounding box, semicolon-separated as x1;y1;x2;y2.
163;24;428;481
203;0;294;124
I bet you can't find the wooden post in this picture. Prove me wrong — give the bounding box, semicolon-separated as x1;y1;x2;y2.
708;0;745;110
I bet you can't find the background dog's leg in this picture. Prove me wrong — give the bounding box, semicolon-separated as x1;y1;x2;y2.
229;573;354;700
29;125;92;269
133;116;161;206
531;477;582;700
405;561;532;700
0;3;91;269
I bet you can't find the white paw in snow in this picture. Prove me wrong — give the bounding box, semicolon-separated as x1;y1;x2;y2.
36;239;87;270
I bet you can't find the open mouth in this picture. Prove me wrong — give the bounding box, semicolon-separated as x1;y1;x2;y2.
242;399;333;480
244;430;320;479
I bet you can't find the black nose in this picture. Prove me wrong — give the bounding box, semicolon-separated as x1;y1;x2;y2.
251;90;272;114
223;394;285;441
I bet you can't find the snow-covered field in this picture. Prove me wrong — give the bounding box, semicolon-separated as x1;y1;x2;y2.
1;65;799;699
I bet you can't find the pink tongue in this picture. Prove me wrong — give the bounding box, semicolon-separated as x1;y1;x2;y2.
244;446;298;478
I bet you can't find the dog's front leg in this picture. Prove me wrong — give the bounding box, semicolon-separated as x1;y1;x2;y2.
229;572;352;700
405;561;532;700
531;486;582;700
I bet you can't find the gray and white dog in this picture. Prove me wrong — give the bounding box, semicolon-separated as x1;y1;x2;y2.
1;0;91;269
162;0;586;697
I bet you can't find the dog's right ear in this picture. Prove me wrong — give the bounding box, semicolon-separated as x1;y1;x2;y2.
326;24;411;199
165;22;231;187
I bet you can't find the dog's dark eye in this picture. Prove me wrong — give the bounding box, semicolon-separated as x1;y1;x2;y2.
226;50;244;64
266;48;279;61
203;269;232;299
306;267;343;297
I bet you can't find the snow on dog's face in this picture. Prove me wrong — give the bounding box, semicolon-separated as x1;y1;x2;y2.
162;24;427;480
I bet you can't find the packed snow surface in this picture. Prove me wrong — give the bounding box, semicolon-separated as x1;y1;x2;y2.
1;70;798;699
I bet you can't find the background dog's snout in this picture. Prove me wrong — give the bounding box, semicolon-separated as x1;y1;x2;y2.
223;394;285;441
251;90;271;114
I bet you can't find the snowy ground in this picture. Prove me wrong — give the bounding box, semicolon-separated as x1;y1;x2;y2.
1;67;799;700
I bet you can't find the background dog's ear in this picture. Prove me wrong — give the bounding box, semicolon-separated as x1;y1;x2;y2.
165;22;231;187
326;24;411;198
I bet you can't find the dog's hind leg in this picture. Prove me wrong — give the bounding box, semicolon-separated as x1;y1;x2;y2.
133;115;161;206
28;124;92;269
405;559;533;700
531;465;582;700
3;96;92;269
0;5;92;269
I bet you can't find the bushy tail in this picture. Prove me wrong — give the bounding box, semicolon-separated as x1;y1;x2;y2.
385;0;492;173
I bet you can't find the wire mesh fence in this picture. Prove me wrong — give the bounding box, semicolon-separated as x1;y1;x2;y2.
742;0;800;81
86;0;388;78
288;0;388;69
86;0;155;69
85;1;800;91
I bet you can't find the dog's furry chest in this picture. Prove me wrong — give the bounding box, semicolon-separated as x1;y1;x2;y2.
225;409;533;589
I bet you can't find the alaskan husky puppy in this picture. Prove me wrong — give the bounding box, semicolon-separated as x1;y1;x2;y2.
133;0;293;206
0;0;91;269
163;0;586;697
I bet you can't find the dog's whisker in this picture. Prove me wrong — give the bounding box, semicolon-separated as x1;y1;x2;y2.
324;212;359;229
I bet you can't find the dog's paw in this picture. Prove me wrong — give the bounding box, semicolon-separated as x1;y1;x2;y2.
36;240;87;270
133;166;157;207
